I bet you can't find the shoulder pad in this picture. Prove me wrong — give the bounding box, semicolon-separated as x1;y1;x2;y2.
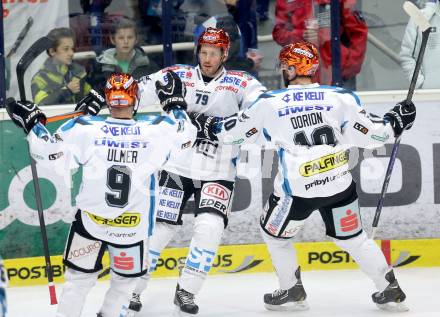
162;64;194;73
137;115;175;126
226;70;255;81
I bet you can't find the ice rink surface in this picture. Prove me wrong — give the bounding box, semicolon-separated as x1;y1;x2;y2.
7;268;440;317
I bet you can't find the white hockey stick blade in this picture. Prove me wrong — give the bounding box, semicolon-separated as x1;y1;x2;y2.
403;1;430;32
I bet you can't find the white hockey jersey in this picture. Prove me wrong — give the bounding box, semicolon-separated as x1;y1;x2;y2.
216;83;395;198
28;111;196;244
138;64;266;181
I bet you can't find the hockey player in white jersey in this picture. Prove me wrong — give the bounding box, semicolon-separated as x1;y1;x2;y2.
128;27;266;315
190;41;415;312
0;257;6;317
6;72;195;317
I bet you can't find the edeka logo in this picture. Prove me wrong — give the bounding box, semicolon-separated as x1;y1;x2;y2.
114;252;134;270
300;150;349;177
87;212;140;227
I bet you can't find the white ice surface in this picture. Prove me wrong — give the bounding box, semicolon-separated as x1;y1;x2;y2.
7;267;440;317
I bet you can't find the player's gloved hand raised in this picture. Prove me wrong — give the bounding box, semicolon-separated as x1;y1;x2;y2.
189;112;220;141
75;88;106;116
6;98;47;134
384;100;416;136
155;70;187;113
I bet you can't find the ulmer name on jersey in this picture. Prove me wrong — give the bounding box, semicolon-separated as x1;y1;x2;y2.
95;138;149;164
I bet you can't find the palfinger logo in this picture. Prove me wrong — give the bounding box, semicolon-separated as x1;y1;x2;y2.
87;212;141;227
299;150;349;177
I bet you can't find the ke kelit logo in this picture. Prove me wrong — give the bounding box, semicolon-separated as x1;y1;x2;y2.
87;212;141;227
353;122;369;134
340;209;359;232
380;240;420;267
114;252;134;270
299;150;349;177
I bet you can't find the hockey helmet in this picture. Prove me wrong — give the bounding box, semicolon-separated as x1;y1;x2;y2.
197;27;230;54
278;42;319;77
105;73;139;109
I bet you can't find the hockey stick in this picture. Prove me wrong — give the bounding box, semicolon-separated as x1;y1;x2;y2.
371;1;431;239
6;17;34;58
16;36;58;305
46;110;85;123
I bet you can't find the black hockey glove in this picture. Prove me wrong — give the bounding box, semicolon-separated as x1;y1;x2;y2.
384;100;416;136
189;112;220;141
155;70;187;113
6;98;47;134
75;88;106;116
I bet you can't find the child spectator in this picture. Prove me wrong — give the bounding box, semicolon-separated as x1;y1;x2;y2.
91;18;159;89
31;28;91;105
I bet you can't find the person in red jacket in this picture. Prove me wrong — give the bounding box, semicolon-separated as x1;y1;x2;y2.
272;0;367;90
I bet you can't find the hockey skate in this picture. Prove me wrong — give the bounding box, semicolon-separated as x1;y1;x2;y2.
173;284;199;316
126;292;142;316
372;270;409;312
264;267;309;311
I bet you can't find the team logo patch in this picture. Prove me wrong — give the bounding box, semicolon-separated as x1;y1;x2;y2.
332;199;362;237
353;122;369;134
157;187;184;223
66;233;102;270
266;196;292;236
87;212;141;227
108;245;142;275
300;150;349;177
199;183;232;215
245;127;258;138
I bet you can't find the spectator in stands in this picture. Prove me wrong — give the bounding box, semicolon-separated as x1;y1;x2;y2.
256;0;269;21
31;28;91;105
70;0;125;53
400;0;440;89
91;18;159;89
225;0;260;60
272;0;368;90
194;14;263;74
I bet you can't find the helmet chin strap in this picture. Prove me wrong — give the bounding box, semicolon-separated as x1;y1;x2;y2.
282;69;297;87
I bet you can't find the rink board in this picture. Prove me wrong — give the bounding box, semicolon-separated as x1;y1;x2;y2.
4;238;440;287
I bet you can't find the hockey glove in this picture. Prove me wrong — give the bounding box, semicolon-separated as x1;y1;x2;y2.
75;88;106;116
155;70;187;112
189;112;220;141
6;98;47;134
384;100;416;136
